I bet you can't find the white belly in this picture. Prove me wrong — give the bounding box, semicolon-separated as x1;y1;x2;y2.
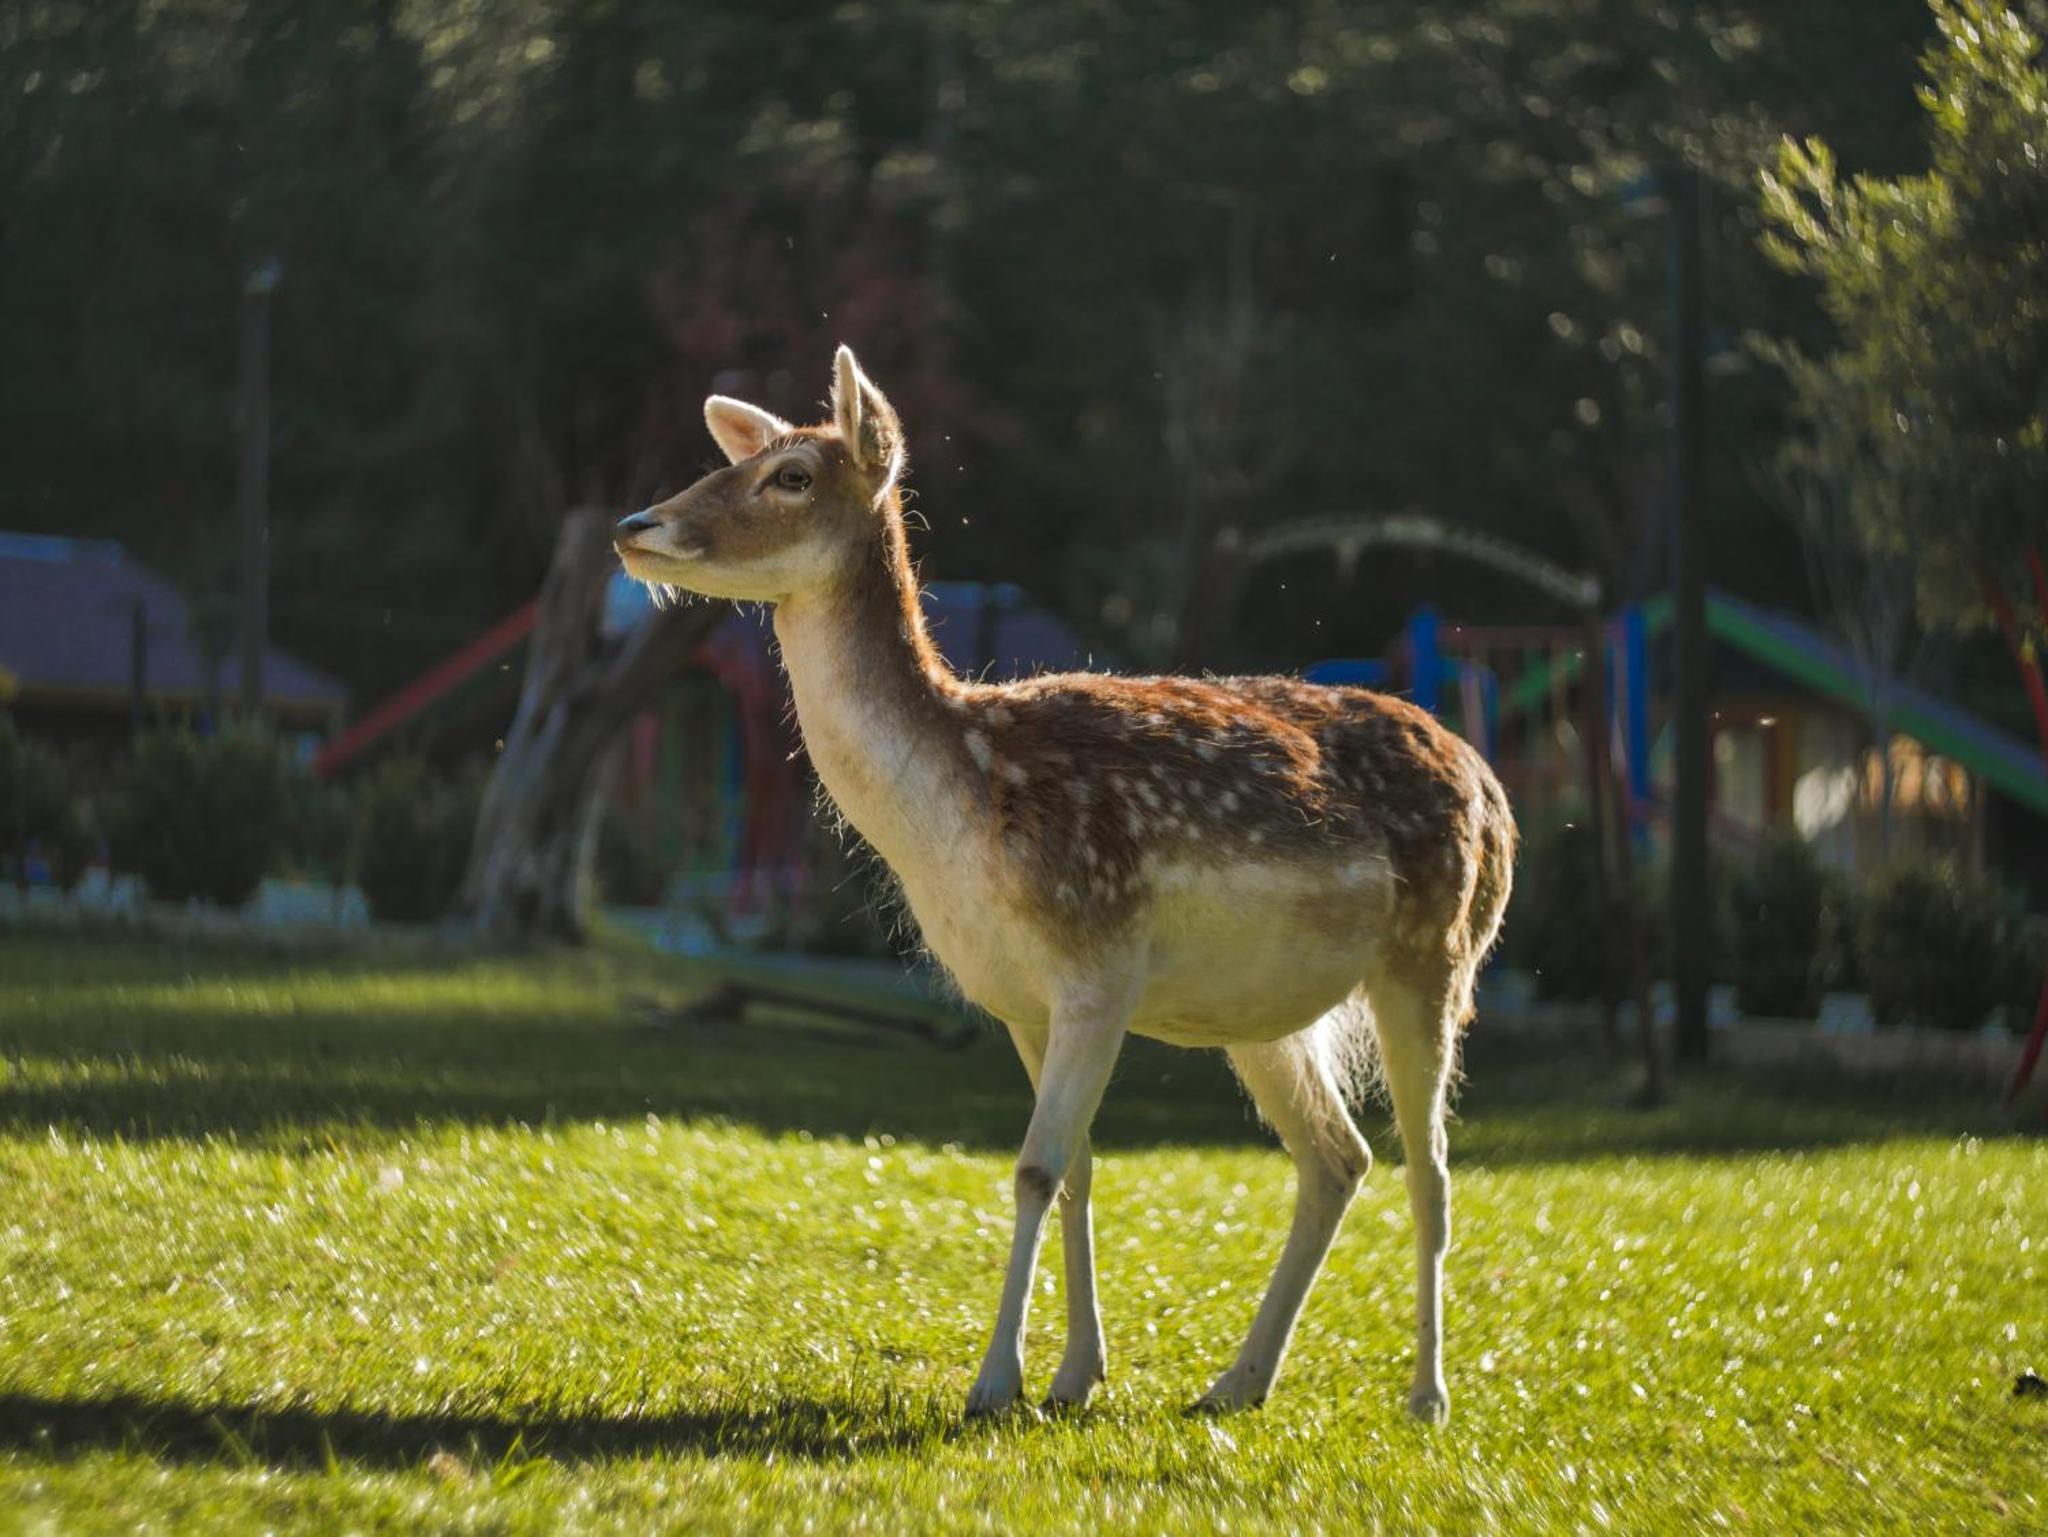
904;852;1393;1045
1125;857;1391;1045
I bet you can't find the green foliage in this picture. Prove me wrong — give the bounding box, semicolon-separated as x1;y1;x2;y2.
0;714;94;889
1855;857;2034;1029
2002;915;2048;1022
112;728;287;907
1760;0;2048;630
1727;831;1850;1017
1509;817;1660;1002
0;931;2039;1531
350;756;477;924
775;821;900;960
593;804;668;908
3;0;1945;697
281;771;357;884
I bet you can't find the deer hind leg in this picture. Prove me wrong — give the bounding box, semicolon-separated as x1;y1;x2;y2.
1369;958;1467;1424
1002;1021;1107;1411
1197;1029;1372;1412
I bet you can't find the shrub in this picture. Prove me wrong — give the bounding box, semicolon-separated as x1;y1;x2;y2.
1728;831;1847;1018
282;772;357;884
1855;860;2031;1032
0;714;95;888
351;756;477;923
1995;915;2047;1030
776;819;899;959
596;804;669;907
112;727;286;906
1509;817;1663;1002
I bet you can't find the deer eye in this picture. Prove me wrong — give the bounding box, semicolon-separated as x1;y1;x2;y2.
774;464;812;493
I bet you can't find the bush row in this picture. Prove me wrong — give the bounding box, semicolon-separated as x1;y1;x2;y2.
1504;819;2045;1032
0;718;477;924
0;714;94;887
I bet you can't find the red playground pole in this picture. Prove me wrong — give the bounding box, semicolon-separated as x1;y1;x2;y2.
311;600;540;779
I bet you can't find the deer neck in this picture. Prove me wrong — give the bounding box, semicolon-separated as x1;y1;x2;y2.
771;515;971;875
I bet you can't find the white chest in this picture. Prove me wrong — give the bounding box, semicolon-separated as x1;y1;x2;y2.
776;616;1055;1024
810;740;1052;1023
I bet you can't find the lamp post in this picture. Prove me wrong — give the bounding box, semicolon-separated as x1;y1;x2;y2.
238;257;282;719
1664;165;1712;1067
1614;164;1712;1068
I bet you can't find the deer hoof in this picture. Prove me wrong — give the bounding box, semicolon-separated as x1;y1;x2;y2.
1044;1354;1105;1412
1407;1380;1450;1424
963;1359;1029;1420
1191;1366;1269;1414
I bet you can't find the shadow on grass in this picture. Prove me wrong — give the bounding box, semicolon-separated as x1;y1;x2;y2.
1;931;2028;1162
0;931;1267;1152
0;1388;942;1471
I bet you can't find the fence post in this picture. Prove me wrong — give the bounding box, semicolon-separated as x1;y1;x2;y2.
1409;605;1442;715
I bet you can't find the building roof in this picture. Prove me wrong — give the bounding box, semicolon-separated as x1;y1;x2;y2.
0;532;346;712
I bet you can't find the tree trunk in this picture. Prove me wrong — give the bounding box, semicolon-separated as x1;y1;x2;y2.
458;508;724;942
1984;556;2048;1106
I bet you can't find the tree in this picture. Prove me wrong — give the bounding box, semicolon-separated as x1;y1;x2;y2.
1759;0;2048;1095
1761;0;2048;665
458;509;723;941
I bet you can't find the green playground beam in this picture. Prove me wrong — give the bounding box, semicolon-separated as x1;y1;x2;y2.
1705;597;2048;816
1491;593;2048;816
1498;595;1673;716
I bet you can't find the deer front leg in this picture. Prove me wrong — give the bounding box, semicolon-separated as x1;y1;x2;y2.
966;995;1131;1418
1004;1022;1108;1410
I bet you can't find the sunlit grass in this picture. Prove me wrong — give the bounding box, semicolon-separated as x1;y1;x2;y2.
0;931;2041;1533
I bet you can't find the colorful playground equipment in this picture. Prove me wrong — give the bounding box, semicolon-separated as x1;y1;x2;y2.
1311;602;1654;839
1315;586;2048;855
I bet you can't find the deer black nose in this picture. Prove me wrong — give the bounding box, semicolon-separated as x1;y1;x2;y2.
617;509;661;535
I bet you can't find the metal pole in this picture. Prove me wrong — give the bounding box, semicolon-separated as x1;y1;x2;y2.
1594;616;1666;1105
238;258;282;718
1577;624;1619;1050
1666;166;1711;1065
129;598;147;736
1410;604;1442;714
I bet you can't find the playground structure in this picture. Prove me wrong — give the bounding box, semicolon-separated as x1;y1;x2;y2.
1226;513;1644;843
1309;603;1654;844
1328;589;2048;868
1255;512;2048;868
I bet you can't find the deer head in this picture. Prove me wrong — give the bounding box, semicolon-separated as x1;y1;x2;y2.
614;346;906;603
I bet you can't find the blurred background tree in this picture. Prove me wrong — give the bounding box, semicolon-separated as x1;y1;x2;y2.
1;0;1974;704
1761;0;2048;741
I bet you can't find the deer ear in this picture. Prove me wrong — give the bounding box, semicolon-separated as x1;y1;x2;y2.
831;345;905;494
704;396;792;465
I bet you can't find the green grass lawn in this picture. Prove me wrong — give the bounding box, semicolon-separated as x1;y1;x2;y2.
0;930;2042;1533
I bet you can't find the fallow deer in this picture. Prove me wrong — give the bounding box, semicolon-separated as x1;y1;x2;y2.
614;348;1516;1422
